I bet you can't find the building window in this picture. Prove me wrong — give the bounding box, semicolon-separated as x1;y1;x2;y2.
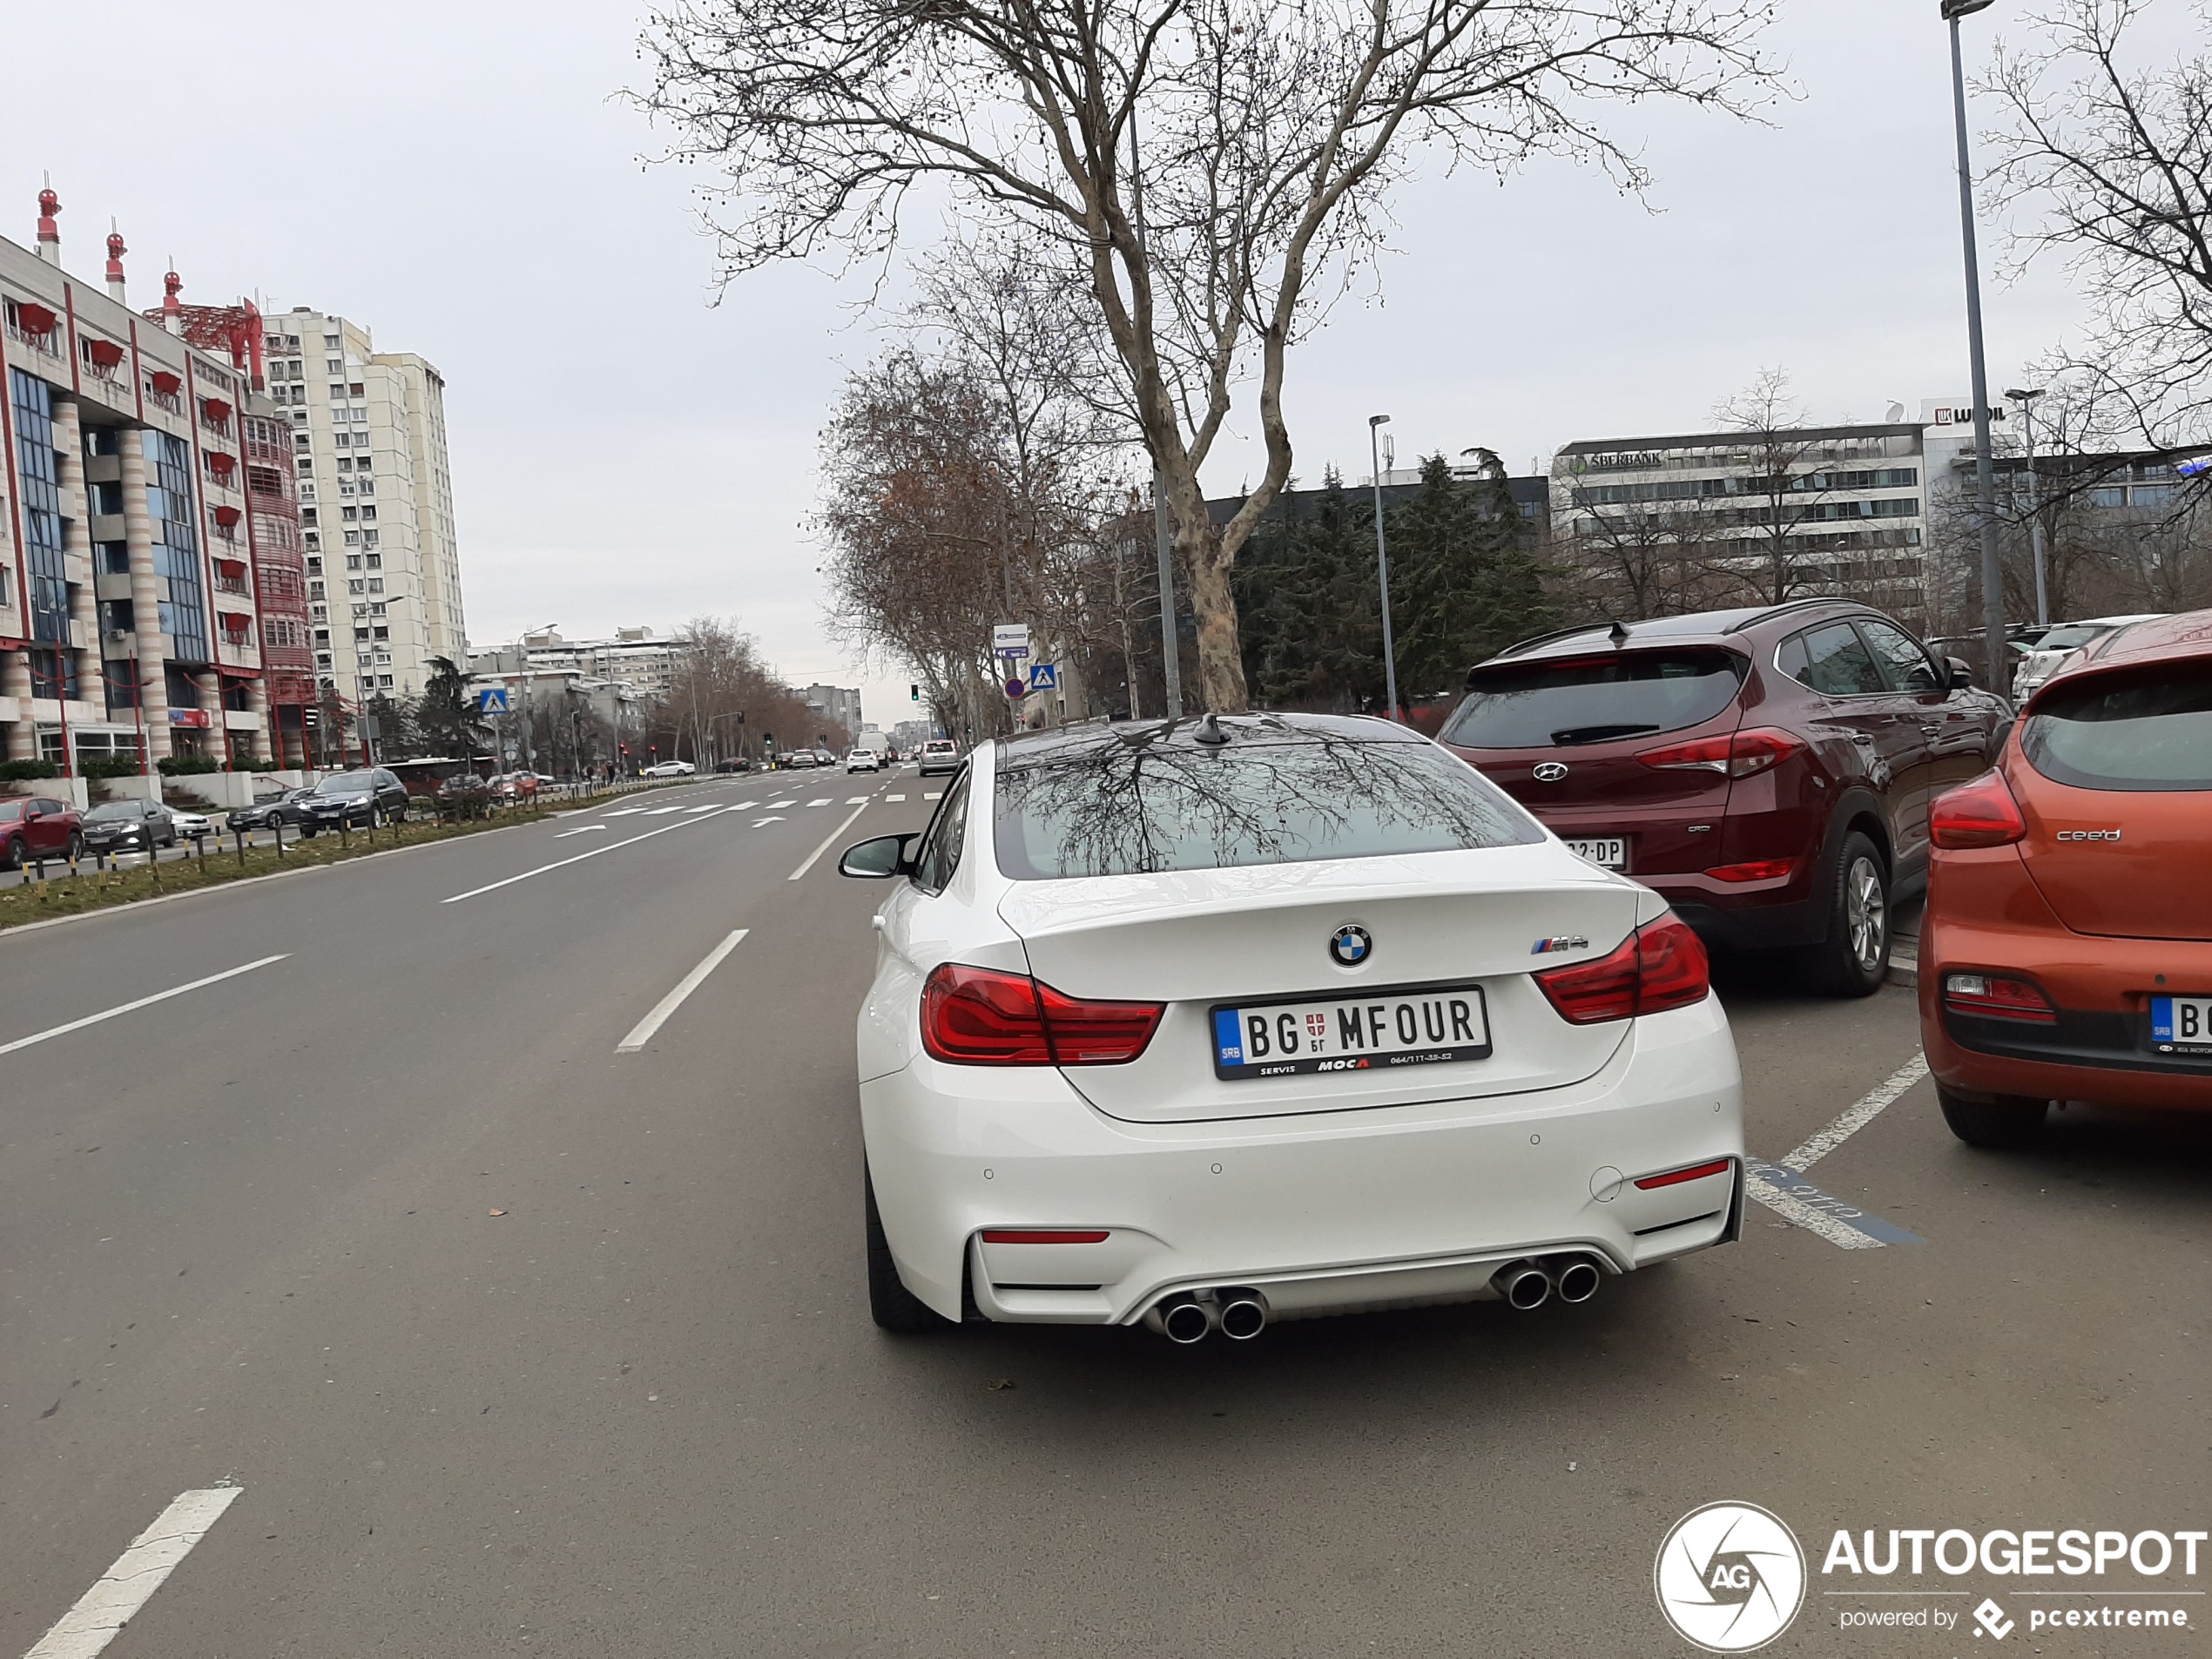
367;577;383;594
341;506;358;523
348;382;364;397
362;530;379;548
368;602;387;616
360;505;376;522
379;674;394;688
344;530;361;547
347;578;365;594
365;552;381;569
301;507;318;525
309;580;327;599
346;555;362;570
373;625;389;640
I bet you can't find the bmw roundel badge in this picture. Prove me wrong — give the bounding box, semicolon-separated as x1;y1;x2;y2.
1329;924;1373;968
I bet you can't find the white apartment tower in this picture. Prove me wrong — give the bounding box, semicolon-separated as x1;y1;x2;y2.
261;307;465;703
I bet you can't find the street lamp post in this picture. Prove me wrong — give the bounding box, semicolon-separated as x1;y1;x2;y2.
2006;386;2049;626
1368;415;1401;724
1942;0;2009;689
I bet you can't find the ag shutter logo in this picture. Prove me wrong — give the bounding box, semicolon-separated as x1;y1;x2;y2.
1656;1502;1807;1653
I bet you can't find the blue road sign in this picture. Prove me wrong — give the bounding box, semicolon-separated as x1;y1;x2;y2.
1027;663;1058;692
477;686;509;713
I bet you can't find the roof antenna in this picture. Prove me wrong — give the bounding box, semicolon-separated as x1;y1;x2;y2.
1194;711;1230;745
1608;620;1630;649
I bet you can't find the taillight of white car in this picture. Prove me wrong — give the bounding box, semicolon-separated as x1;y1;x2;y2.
921;963;1164;1065
1532;914;1711;1024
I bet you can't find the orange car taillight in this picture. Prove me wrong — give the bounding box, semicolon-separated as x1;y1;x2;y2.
1942;972;2058;1024
1929;770;2027;848
921;963;1164;1066
1636;727;1807;778
1534;915;1711;1024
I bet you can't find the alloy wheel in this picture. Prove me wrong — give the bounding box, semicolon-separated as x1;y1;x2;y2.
1844;854;1886;974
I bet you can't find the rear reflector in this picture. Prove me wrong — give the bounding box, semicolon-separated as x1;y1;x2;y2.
921;963;1164;1066
1930;770;2027;849
979;1230;1112;1244
1705;858;1797;883
1635;1158;1734;1190
1534;914;1711;1024
1943;971;2058;1023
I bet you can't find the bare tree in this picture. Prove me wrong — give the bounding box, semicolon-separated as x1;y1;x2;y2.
1706;368;1851;605
1985;0;2212;457
1556;502;1726;620
638;0;1777;711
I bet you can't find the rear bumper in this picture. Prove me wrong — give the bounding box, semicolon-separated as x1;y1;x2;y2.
860;998;1744;1325
1919;857;2212;1112
1666;890;1825;952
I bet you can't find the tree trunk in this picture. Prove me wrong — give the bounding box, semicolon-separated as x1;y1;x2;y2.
1181;518;1250;714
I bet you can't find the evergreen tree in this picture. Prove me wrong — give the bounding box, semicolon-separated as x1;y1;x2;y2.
1386;450;1555;698
1234;469;1384;711
415;657;489;757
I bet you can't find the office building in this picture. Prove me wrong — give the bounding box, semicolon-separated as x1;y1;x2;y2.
262;306;465;705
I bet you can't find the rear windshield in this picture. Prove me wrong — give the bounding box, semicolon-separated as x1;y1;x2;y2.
2022;664;2212;792
994;732;1542;880
1440;650;1745;750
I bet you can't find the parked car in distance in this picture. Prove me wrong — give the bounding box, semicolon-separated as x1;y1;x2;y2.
164;804;214;837
846;747;881;772
839;712;1743;1338
0;796;82;867
1920;609;2212;1145
80;799;179;855
638;760;695;779
2010;614;2165;704
488;771;540;801
435;772;494;818
229;787;314;834
916;738;961;777
300;767;409;833
715;758;753;773
1437;601;2009;995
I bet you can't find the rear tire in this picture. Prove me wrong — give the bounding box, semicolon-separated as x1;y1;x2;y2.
866;1168;951;1334
1937;1084;2048;1149
65;833;83;862
1;836;23;872
1800;832;1890;998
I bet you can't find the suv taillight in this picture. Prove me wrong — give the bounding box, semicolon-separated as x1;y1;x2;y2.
1929;770;2027;848
1636;727;1807;778
1534;915;1711;1024
921;963;1164;1066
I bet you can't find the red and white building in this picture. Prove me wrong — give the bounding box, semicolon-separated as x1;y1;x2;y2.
1;185;314;772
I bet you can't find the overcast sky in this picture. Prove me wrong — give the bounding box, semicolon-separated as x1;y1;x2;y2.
3;0;2161;727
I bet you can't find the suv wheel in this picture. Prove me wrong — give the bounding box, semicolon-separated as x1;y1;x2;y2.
1937;1084;2048;1149
1;836;22;872
1801;831;1890;997
865;1168;951;1334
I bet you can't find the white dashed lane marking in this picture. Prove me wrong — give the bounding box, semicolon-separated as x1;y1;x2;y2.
553;824;610;839
924;792;943;800
617;929;749;1053
846;796;868;804
442;807;738;903
1;956;290;1057
24;1486;243;1659
807;798;831;807
885;793;907;801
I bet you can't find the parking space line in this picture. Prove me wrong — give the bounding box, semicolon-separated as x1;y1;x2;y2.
1782;1052;1931;1172
1;956;289;1057
789;800;873;882
24;1486;243;1659
441;808;737;903
1744;1158;1925;1247
617;929;750;1053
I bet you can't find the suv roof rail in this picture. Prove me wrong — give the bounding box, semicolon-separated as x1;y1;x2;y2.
1718;597;1854;635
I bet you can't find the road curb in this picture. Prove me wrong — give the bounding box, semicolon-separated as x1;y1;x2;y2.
1887;942;1919;989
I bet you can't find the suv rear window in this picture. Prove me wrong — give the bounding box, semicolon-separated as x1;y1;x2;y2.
1440;650;1746;749
2022;663;2212;792
995;731;1541;880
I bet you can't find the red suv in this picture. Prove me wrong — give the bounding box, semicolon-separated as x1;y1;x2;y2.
1438;602;2010;995
0;794;84;870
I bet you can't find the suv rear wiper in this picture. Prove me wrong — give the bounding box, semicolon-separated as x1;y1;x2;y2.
1549;723;1662;745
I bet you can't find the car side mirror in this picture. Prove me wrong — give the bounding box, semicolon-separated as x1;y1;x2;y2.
840;833;916;879
1946;657;1975;691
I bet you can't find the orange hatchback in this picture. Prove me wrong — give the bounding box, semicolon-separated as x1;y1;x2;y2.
1920;610;2212;1145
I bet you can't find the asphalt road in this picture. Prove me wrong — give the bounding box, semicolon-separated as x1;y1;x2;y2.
2;768;2205;1658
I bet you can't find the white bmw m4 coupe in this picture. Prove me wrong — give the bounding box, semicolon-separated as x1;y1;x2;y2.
839;712;1745;1343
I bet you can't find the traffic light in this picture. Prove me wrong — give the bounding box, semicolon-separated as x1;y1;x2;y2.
618;742;629;755
910;683;920;701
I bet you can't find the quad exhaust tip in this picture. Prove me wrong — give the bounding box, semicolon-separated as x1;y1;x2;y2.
1494;1255;1606;1310
1150;1288;1270;1343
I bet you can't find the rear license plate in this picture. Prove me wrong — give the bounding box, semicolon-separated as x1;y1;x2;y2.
2151;995;2212;1055
1210;982;1491;1080
1565;836;1628;870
